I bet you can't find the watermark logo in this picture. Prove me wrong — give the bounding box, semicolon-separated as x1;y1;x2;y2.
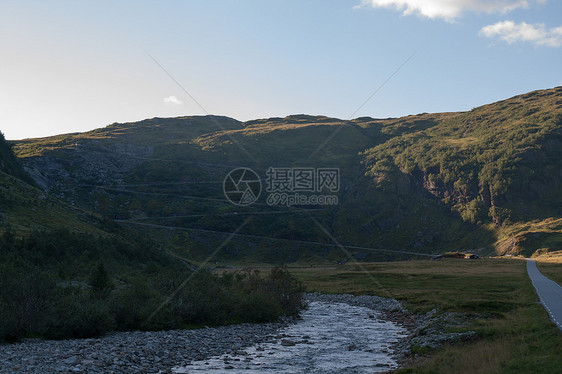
223;167;339;207
265;167;339;207
223;167;262;206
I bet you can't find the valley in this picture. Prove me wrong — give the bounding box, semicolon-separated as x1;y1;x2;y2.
1;87;562;372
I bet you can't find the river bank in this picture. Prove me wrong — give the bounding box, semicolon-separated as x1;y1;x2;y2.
0;293;454;373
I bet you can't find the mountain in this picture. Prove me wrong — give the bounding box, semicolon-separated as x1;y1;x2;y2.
362;87;562;256
0;131;178;339
0;128;181;288
1;127;302;342
11;87;562;263
0;131;105;234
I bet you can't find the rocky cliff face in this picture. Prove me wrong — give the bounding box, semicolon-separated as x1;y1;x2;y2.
22;140;153;196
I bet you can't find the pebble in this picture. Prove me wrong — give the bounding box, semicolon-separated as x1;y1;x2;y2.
280;339;296;346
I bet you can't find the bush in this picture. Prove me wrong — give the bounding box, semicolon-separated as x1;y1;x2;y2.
47;290;114;339
0;269;54;341
263;266;304;316
110;277;163;331
461;199;488;224
89;262;113;299
233;291;281;323
0;259;304;342
157;266;304;327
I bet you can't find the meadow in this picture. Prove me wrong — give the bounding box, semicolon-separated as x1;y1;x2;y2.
289;258;562;373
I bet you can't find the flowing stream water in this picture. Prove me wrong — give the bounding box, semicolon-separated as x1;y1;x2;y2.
173;301;407;373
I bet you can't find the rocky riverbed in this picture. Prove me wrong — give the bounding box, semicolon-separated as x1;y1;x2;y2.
173;296;407;373
0;322;288;374
0;293;473;373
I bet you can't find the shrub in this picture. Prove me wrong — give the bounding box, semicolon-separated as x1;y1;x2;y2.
110;277;163;331
47;289;114;339
0;269;54;341
461;199;488;224
89;262;113;299
0;256;304;342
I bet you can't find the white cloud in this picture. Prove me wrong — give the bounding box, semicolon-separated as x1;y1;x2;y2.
163;95;183;106
480;20;562;46
358;0;529;21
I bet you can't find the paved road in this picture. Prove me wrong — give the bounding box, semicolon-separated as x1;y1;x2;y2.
526;259;562;331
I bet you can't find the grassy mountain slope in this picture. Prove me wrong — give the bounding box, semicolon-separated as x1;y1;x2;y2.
14;114;479;263
0;132;34;185
1;131;184;282
1;128;303;342
1;131;106;234
12;87;562;263
363;87;562;256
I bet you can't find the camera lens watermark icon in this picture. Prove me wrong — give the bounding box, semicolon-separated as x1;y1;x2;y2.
223;168;262;206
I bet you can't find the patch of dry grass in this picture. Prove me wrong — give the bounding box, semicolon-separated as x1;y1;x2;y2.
535;254;562;284
408;340;513;374
534;250;562;264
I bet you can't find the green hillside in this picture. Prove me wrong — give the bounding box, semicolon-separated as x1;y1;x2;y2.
362;87;562;256
1;129;302;342
0;132;34;185
12;114;463;263
0;131;181;341
1;131;105;234
12;87;562;263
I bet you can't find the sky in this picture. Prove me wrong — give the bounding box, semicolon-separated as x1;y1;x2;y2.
1;0;561;140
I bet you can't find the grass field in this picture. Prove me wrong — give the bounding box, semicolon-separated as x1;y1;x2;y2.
289;259;562;373
535;251;562;284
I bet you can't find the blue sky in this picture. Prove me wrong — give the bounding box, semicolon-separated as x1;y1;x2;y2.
1;0;561;139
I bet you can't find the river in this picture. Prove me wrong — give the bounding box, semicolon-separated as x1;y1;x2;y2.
173;301;407;373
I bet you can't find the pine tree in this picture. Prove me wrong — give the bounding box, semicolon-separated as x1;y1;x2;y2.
89;263;113;299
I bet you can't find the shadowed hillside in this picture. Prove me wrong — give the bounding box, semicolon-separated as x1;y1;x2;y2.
0;134;304;342
11;87;562;263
